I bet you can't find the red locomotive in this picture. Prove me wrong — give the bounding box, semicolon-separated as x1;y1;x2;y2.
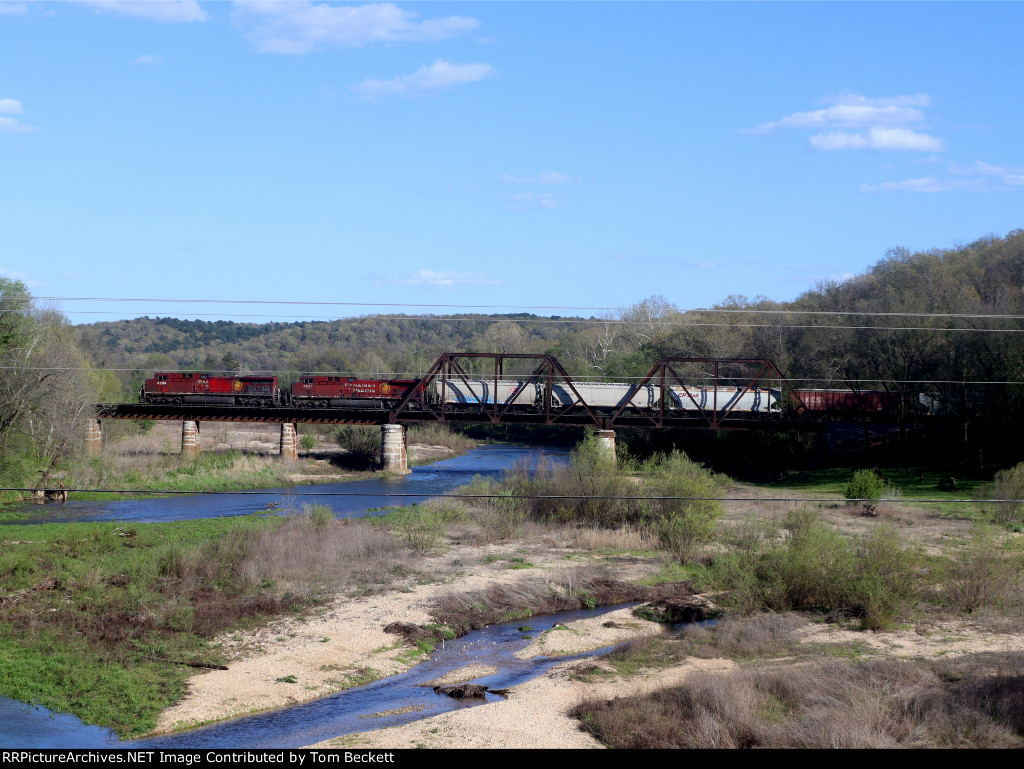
288;375;418;408
140;372;280;406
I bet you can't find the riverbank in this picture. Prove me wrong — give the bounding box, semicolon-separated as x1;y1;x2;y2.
0;421;474;515
149;541;669;735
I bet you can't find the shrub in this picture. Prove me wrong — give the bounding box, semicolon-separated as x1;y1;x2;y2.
854;524;920;630
389;508;445;554
646;452;725;562
334;426;380;466
980;463;1024;524
708;519;918;628
303;503;334;531
846;469;885;502
944;524;1018;613
299;433;317;452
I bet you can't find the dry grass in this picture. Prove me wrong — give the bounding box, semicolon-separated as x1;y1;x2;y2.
240;508;404;601
406;423;475;453
573;654;1024;748
557;525;654;552
429;567;696;637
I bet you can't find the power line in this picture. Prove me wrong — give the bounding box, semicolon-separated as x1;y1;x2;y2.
36;309;1024;333
0;487;1003;504
2;365;1023;387
31;296;1024;321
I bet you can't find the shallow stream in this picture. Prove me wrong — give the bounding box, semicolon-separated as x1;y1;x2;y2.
0;444;585;748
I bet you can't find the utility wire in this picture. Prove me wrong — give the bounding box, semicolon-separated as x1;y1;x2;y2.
1;365;1022;388
22;309;1024;333
0;487;1003;504
30;296;1024;321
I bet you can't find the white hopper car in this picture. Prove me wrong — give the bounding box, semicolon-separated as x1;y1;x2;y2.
434;380;780;413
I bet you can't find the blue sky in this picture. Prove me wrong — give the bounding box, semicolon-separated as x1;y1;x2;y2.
2;1;1023;323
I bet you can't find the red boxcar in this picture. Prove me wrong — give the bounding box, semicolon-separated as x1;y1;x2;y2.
289;375;418;408
141;372;280;406
792;389;903;415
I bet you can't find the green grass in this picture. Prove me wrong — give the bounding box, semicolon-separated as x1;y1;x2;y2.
763;466;986;517
0;515;291;736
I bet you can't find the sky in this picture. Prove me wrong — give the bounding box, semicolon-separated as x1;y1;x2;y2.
2;1;1023;324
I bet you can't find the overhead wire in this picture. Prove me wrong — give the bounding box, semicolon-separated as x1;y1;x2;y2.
1;365;1023;387
29;296;1024;321
0;487;1006;504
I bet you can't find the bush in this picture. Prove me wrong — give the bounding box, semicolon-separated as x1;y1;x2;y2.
646;452;725;562
334;425;380;466
303;503;334;531
846;469;885;502
981;463;1024;524
944;524;1018;613
299;433;317;452
708;519;918;629
388;508;445;554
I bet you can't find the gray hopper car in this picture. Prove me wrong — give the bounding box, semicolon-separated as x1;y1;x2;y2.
433;379;780;413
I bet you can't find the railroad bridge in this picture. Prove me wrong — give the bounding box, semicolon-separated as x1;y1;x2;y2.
91;354;821;474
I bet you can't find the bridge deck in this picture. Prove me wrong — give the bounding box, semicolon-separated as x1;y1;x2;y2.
95;403;824;431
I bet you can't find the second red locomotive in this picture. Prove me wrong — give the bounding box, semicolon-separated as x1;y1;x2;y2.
288;375;418;408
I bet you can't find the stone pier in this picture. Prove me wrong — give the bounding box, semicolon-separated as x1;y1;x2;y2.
594;429;617;465
381;424;410;475
181;420;200;459
279;423;298;463
84;418;103;457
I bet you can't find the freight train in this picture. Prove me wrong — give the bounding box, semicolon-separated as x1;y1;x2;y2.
139;372;938;418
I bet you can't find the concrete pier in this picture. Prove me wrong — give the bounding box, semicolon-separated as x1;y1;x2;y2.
594;429;617;465
84;418;102;457
181;420;200;459
381;424;410;474
279;423;298;463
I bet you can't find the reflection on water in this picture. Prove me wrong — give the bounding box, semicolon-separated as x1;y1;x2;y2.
1;444;568;525
0;444;576;747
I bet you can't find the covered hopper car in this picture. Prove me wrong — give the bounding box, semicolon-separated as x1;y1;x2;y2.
431;379;780;414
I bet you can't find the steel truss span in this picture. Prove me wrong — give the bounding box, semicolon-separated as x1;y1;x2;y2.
95;353;912;433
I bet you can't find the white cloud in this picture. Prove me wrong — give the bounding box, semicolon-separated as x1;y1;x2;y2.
354;60;494;100
0;99;39;133
501;171;573;185
751;103;926;134
78;1;206;23
0;3;28;15
955;161;1024;187
818;90;930;108
133;54;165;64
810;127;944;152
749;92;943;153
508;192;562;210
861;160;1024;193
860;177;967;193
384;269;501;288
234;1;478;55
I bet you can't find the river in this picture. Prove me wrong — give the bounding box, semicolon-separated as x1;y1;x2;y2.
0;444;582;747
